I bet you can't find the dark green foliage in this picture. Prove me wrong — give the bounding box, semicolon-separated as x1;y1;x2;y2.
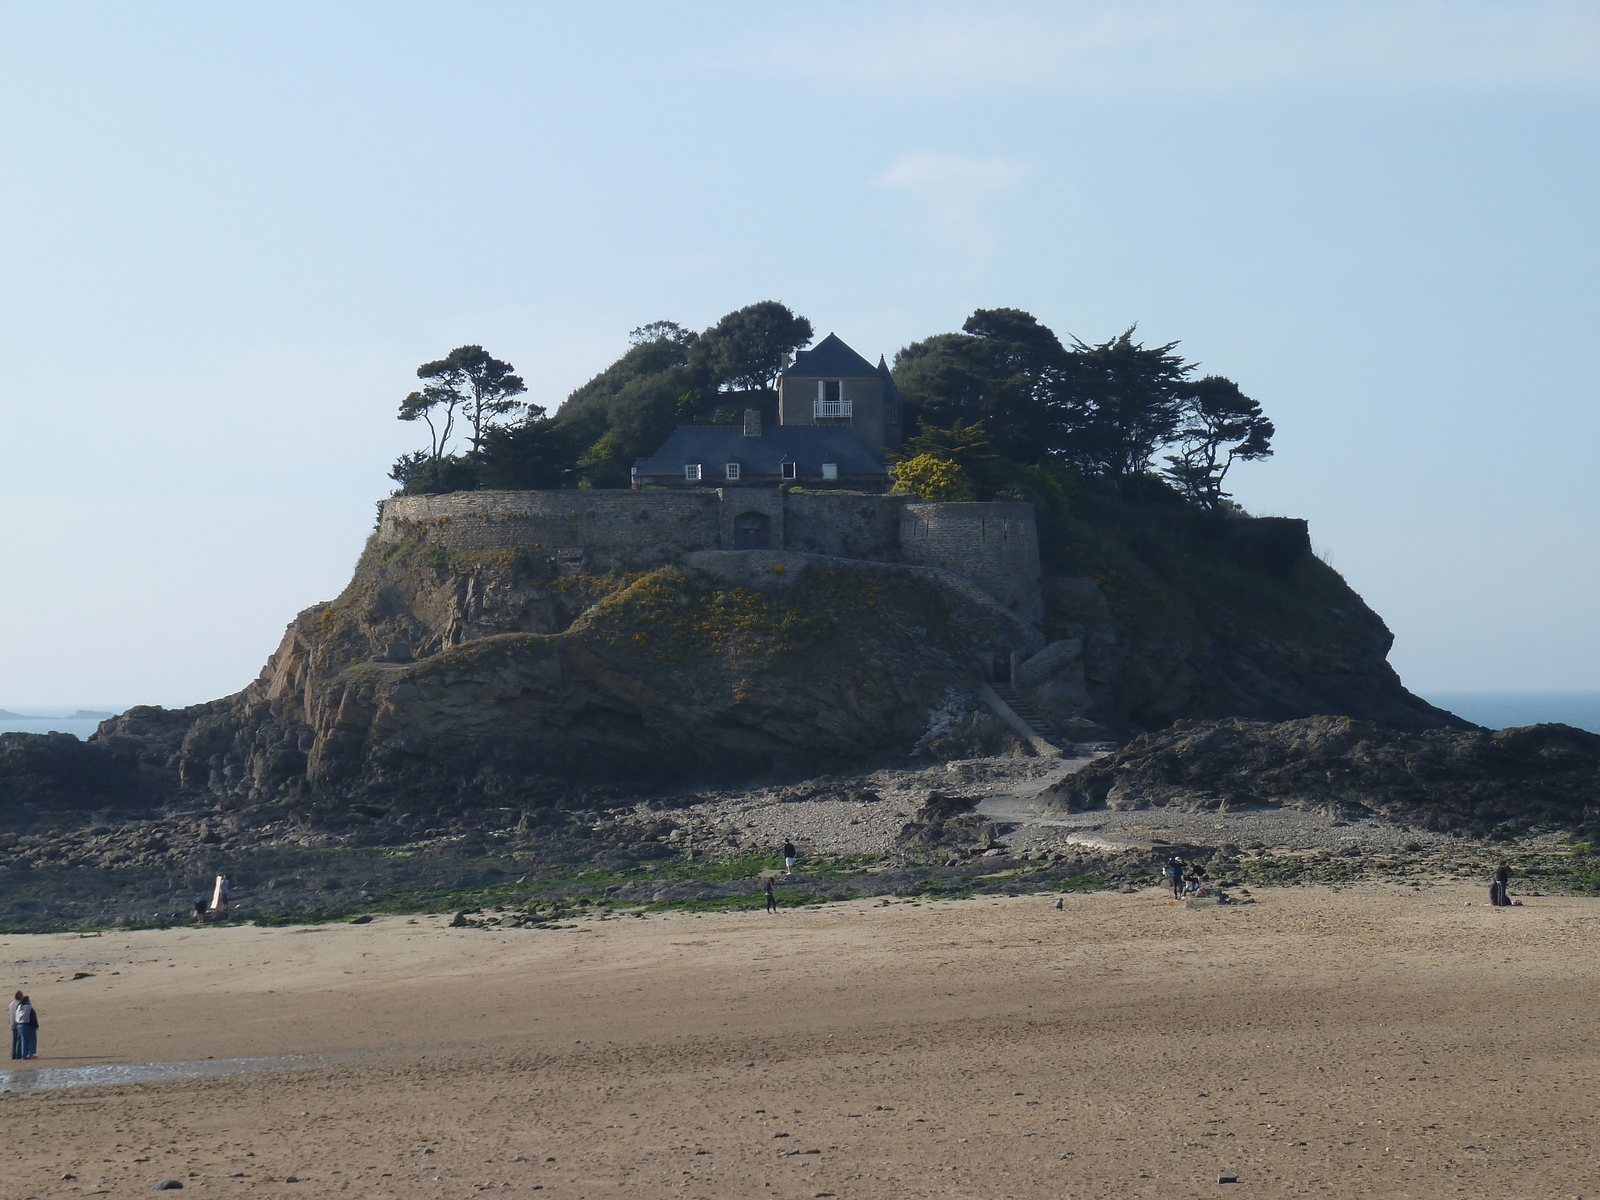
892;309;1267;492
688;300;813;393
476;419;582;490
552;325;703;464
1063;327;1191;479
551;302;812;473
893;308;1071;463
389;451;484;495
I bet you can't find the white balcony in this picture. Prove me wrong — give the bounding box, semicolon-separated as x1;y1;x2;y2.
813;398;853;419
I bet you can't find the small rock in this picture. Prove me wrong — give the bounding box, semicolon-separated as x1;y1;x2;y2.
1218;1172;1238;1184
348;914;373;925
151;1183;184;1192
450;911;469;927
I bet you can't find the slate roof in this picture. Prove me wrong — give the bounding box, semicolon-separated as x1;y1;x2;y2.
782;333;881;379
634;424;886;477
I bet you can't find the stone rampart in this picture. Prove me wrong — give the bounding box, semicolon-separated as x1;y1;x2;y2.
379;491;721;572
782;492;901;561
381;489;1043;621
900;502;1043;623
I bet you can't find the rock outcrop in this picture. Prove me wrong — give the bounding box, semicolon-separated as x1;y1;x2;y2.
1046;716;1600;835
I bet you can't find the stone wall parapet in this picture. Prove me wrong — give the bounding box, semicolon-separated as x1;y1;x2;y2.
380;488;1043;621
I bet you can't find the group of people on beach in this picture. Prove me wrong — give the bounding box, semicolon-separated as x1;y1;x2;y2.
8;990;38;1060
762;841;798;913
1163;855;1208;900
191;874;231;924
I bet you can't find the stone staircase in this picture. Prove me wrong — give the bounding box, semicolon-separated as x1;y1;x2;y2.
991;683;1067;753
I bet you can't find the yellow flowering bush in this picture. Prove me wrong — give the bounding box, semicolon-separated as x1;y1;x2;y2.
889;454;977;501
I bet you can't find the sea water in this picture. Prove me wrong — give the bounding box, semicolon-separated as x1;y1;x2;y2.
1424;691;1600;734
6;695;1597;743
0;1054;342;1092
0;716;106;740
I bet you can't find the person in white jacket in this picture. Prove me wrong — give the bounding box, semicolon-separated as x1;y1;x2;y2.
8;990;21;1060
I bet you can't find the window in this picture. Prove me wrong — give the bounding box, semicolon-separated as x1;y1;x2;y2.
684;464;702;482
781;461;797;480
725;462;741;480
821;462;838;481
886;402;901;424
814;380;851;420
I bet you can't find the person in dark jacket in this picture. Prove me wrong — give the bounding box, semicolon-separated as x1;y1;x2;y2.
1166;856;1186;900
783;841;797;875
1491;861;1512;906
764;875;777;913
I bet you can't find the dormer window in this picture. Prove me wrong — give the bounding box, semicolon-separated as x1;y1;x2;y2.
725;462;741;480
821;462;838;481
685;464;702;482
781;461;797;480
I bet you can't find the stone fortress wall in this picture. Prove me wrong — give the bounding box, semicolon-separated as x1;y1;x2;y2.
379;489;1043;622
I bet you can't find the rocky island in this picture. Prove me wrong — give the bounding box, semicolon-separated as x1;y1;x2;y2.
2;306;1593;929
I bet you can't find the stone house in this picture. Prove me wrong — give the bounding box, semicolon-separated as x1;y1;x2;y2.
777;333;905;459
631;333;906;491
630;410;889;491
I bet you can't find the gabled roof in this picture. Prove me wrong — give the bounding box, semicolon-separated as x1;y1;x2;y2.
634;424;886;477
782;333;880;379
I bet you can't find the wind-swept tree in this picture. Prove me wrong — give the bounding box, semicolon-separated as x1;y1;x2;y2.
398;383;461;462
1062;327;1193;480
1162;375;1274;508
410;345;528;455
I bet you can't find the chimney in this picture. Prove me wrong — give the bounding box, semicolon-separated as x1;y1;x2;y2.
743;409;762;437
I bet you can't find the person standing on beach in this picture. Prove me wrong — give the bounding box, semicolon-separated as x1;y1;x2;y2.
1492;861;1512;906
192;895;206;925
764;875;778;913
15;994;37;1060
1166;856;1186;900
783;841;797;875
8;990;22;1060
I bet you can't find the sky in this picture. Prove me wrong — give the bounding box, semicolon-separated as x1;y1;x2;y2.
0;0;1596;708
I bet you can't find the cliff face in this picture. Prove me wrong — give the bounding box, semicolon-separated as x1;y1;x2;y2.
1016;495;1462;737
86;534;1029;815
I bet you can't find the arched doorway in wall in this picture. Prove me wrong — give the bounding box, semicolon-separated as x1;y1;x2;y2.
733;511;771;550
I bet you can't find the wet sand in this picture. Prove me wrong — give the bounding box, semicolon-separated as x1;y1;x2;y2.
2;884;1596;1198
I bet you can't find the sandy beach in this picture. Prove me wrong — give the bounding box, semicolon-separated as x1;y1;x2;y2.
2;884;1596;1199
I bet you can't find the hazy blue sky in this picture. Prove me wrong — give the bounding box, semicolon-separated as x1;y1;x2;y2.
1;1;1596;708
